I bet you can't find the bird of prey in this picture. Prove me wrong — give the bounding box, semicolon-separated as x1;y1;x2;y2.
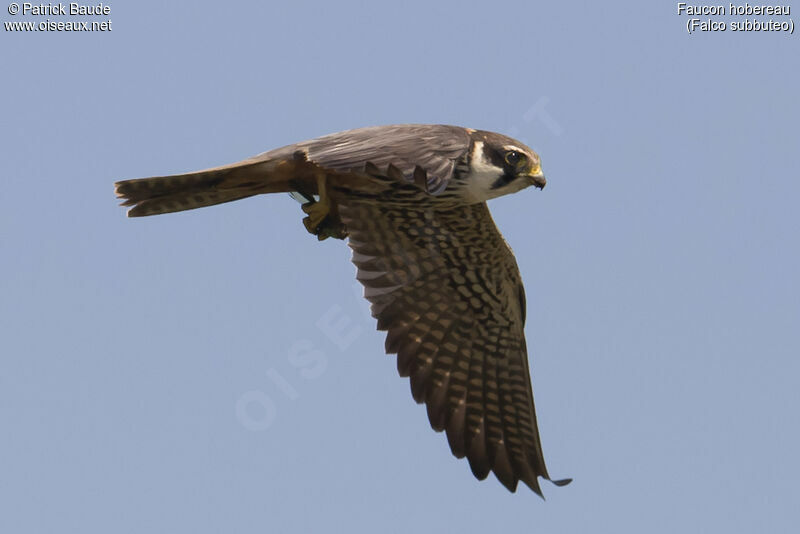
114;124;570;496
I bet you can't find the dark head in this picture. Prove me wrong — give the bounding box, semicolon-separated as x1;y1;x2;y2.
460;129;546;202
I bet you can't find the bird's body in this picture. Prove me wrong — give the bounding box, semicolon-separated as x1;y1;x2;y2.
115;124;569;496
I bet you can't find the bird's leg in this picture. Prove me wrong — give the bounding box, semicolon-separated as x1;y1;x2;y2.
301;172;348;240
301;172;329;234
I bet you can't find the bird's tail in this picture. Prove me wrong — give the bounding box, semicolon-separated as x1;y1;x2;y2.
114;155;293;217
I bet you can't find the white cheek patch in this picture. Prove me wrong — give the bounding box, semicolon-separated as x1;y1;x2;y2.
463;140;504;202
469;141;499;175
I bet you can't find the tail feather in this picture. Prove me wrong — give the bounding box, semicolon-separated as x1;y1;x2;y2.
115;156;291;217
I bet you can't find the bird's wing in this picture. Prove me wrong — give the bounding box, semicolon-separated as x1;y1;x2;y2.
293;124;471;194
339;199;569;495
116;125;471;217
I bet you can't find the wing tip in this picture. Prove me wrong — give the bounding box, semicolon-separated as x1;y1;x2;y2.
523;475;572;499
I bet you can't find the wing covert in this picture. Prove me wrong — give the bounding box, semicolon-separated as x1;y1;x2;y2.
295;124;471;194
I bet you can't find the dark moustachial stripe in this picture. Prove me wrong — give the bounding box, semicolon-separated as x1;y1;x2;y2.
490;172;517;190
475;133;519;190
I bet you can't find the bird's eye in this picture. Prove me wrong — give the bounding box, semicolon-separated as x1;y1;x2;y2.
504;150;525;167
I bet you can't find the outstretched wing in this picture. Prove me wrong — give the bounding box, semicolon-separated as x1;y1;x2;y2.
282;124;471;194
339;199;569;494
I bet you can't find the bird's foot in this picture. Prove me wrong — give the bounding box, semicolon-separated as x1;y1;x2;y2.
302;199;348;240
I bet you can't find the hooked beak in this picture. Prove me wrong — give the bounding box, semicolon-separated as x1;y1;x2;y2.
528;168;546;190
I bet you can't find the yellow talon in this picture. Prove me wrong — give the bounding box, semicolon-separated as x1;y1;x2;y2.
301;172;331;235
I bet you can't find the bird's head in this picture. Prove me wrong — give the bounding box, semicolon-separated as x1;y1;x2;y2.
461;130;546;202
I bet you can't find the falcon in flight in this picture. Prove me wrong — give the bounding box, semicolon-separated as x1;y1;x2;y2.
115;124;570;496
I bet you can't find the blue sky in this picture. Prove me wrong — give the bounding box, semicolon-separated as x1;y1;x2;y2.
2;1;798;532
